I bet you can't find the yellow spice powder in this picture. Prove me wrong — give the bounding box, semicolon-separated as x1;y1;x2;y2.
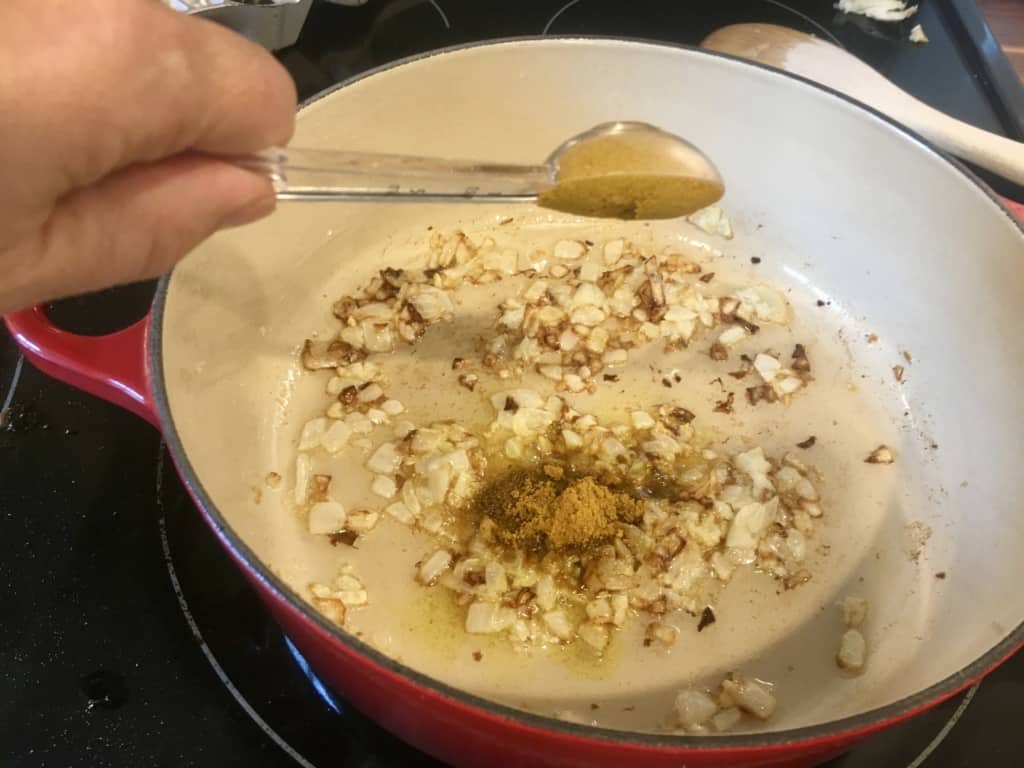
470;468;645;553
538;131;724;220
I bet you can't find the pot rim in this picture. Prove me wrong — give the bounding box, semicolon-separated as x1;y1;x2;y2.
149;36;1024;751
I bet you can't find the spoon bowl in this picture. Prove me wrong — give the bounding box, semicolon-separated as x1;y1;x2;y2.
541;121;725;219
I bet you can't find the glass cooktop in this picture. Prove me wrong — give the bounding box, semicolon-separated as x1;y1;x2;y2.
2;1;1022;766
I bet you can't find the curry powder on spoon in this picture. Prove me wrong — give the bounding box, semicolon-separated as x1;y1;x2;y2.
538;130;724;220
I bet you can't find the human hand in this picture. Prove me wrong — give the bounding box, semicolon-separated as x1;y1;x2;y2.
0;0;296;315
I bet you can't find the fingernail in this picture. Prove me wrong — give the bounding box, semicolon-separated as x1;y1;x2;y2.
220;192;276;229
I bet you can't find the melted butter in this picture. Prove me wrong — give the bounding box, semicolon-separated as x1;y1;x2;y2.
551;606;621;680
399;580;618;677
538;131;725;220
399;584;469;662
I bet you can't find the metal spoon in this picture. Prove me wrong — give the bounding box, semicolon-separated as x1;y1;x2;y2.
235;121;725;219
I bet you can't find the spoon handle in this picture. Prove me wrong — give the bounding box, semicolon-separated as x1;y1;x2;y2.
901;103;1024;187
233;146;552;202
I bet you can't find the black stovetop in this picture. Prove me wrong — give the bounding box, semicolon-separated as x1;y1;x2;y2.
3;2;1023;766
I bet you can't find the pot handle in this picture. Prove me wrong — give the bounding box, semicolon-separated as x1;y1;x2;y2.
3;306;157;426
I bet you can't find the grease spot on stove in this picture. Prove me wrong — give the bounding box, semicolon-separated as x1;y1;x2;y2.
81;669;128;710
0;402;48;433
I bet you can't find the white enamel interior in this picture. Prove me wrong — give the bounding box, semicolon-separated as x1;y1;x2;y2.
159;40;1024;733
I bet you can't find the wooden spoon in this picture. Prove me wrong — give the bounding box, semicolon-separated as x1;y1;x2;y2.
702;23;1024;186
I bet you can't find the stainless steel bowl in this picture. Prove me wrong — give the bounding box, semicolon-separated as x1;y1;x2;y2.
166;0;367;52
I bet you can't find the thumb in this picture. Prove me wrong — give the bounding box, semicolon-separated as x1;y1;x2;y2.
2;154;275;311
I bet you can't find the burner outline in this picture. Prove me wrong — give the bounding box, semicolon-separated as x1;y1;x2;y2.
905;683;978;768
542;0;581;35
542;0;845;48
428;0;450;30
156;446;322;768
1;354;24;415
761;0;843;47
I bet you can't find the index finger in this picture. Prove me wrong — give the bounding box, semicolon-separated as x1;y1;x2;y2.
1;0;297;195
